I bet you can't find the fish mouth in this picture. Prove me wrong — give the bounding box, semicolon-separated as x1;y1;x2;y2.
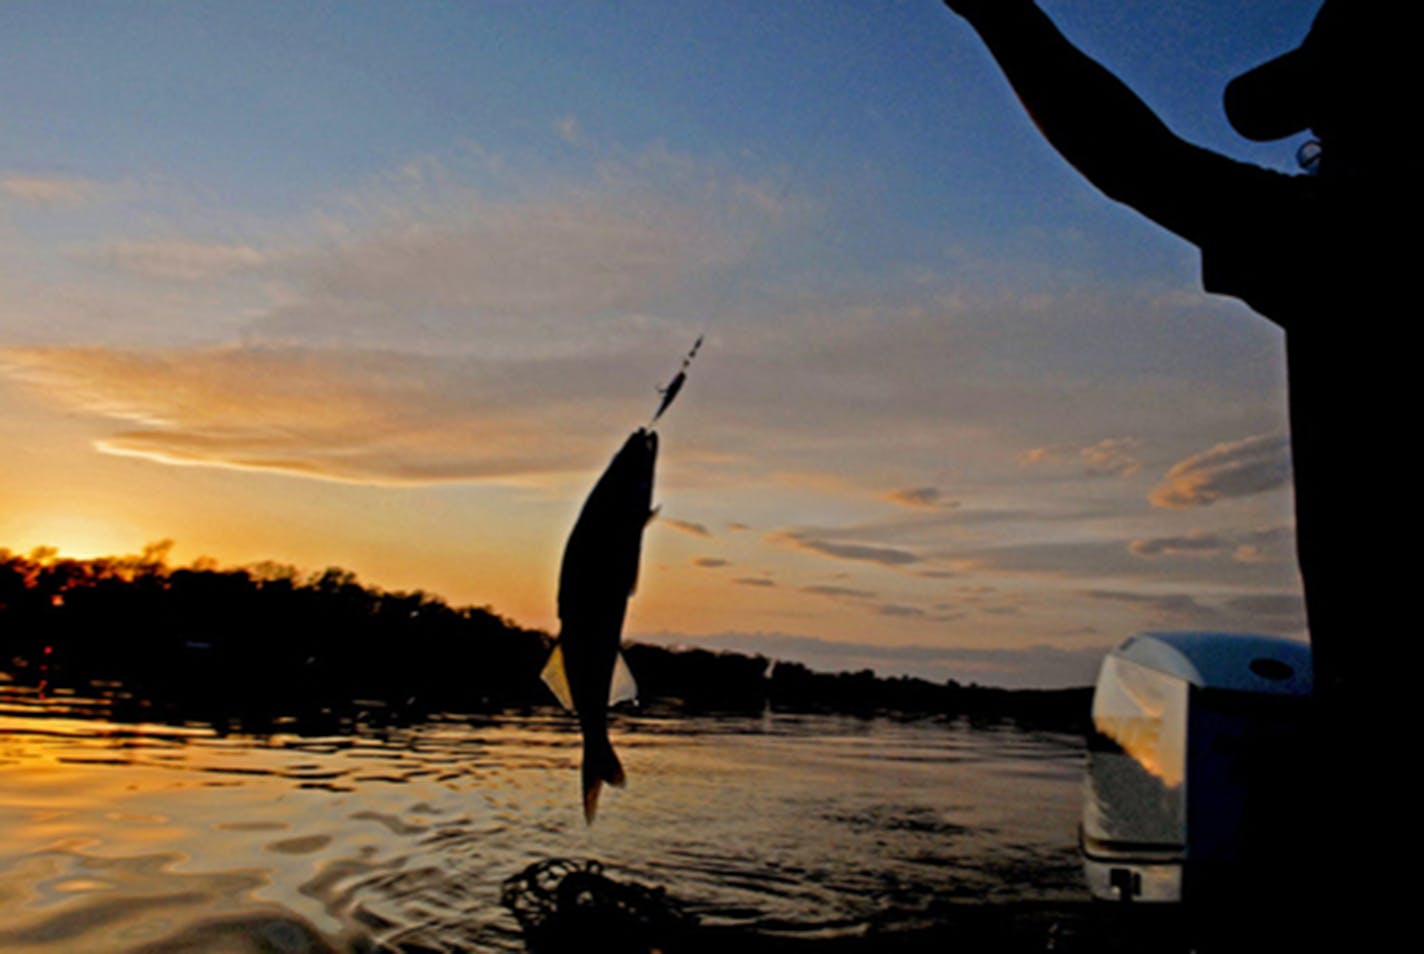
625;428;658;463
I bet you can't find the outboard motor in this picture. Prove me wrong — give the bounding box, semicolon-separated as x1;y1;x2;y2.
1081;632;1312;905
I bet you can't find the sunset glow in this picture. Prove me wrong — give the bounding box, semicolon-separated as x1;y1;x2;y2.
1;1;1319;686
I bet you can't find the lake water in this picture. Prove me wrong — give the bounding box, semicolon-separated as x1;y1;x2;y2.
0;679;1087;952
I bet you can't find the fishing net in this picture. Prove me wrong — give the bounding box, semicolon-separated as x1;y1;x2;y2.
500;858;697;953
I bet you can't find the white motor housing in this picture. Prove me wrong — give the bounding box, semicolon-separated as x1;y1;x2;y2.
1081;631;1312;903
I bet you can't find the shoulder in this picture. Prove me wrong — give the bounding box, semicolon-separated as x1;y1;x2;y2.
1196;167;1334;329
1193;157;1317;240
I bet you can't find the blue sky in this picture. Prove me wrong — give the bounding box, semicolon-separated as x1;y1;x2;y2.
1;2;1322;686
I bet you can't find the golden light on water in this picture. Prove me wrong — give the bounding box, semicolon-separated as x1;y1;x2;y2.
0;660;1092;951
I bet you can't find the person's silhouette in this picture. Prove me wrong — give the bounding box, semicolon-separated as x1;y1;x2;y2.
941;1;1408;939
941;0;1409;716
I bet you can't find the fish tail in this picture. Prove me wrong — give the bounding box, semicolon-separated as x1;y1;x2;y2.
581;736;625;824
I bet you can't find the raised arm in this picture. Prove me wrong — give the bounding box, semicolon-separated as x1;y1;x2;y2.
943;1;1240;246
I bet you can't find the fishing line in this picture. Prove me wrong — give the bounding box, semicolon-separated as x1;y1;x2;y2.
643;0;900;427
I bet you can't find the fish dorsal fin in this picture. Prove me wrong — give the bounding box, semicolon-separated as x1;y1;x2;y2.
541;644;575;711
609;651;638;705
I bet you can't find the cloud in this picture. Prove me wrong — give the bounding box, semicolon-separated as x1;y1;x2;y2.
733;577;777;587
800;584;877;599
1224;593;1307;627
1150;433;1291;509
885;486;952;508
261;198;713;342
0;344;652;485
693;557;730;569
926;586;1027;620
1017;447;1055;466
3;143;784;363
787;582;965;624
1018;436;1141;478
555;115;582;145
772;530;920;567
247;160;779;350
1129;530;1229;558
89;240;267;283
1081;437;1142;478
948;540;1153;580
943;524;1301;590
1080;588;1218;625
1232;544;1269;563
1130;525;1296;565
5;150;1285;517
1080;586;1306;636
874;603;925;617
2;173;97;205
663;518;711;538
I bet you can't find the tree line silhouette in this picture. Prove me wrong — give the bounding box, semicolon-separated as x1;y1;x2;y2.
1;543;1087;732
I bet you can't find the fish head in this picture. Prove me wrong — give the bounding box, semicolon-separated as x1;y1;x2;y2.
610;428;657;502
557;428;659;620
601;428;657;544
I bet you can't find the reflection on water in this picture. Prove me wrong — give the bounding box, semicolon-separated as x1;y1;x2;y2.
0;680;1085;952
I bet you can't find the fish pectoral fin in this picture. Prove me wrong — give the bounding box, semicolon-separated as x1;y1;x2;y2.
540;645;576;711
608;651;638;705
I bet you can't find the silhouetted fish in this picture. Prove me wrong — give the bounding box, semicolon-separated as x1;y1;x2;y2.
542;428;657;822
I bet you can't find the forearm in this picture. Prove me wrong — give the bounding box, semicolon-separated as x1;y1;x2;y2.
947;1;1214;239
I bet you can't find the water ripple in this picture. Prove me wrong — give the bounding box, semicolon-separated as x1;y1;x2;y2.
1;683;1086;951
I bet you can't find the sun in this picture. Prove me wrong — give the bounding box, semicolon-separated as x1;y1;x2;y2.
0;510;147;561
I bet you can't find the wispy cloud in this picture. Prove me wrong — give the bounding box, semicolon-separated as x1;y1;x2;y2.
554;115;582;145
693;557;730;568
2;173;98;205
1130;525;1294;563
733;577;777;587
663;518;711;538
1150;433;1291;509
1080;587;1306;636
946;534;1297;589
1128;530;1229;558
800;584;877;599
89;240;268;283
263;196;722;341
0;344;650;485
772;529;920;567
874;603;925;617
885;486;954;508
1224;593;1306;625
1018;436;1141;478
1081;437;1142;478
244;153;782;352
1080;588;1218;625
